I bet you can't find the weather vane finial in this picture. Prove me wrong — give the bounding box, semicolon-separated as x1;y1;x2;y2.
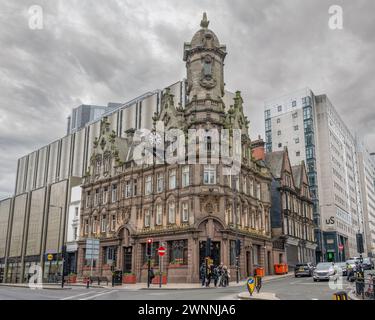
200;12;209;28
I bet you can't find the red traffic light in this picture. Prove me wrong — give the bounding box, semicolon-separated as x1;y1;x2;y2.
147;238;153;244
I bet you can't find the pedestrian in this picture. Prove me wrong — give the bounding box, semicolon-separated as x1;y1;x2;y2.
226;267;231;286
221;265;228;287
217;264;223;287
149;267;155;285
213;265;220;287
199;263;206;287
206;264;212;287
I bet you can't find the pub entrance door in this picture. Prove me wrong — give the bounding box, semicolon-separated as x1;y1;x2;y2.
123;247;133;273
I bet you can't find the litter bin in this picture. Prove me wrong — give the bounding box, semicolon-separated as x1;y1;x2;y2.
255;267;265;277
274;264;286;275
112;270;123;286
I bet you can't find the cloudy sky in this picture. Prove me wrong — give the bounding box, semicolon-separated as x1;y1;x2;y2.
0;0;374;198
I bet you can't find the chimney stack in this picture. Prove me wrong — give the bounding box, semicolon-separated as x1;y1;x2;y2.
251;135;265;161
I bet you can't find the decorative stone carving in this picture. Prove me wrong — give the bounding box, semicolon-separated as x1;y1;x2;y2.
205;202;214;214
200;55;217;89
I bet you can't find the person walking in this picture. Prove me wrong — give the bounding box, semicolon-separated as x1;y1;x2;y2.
149;267;155;285
199;263;206;287
212;265;219;287
206;264;212;287
221;265;229;287
217;264;223;287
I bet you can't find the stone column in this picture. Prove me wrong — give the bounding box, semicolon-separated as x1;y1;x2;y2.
77;246;84;277
189;235;199;282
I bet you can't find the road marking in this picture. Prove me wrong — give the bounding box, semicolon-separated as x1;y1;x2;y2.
293;283;331;285
60;291;98;300
79;290;118;300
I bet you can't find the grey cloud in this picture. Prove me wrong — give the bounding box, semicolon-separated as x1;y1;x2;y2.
0;0;374;197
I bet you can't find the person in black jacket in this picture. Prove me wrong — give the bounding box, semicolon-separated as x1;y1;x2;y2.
199;263;206;287
149;267;155;285
212;265;219;287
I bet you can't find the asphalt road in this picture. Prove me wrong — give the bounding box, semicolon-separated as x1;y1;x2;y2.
0;275;355;300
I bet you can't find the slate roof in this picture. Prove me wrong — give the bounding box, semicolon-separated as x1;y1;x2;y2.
264;151;284;179
291;165;302;190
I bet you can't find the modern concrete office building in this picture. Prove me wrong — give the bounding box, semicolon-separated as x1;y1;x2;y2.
66;103;123;135
264;88;366;262
356;137;375;257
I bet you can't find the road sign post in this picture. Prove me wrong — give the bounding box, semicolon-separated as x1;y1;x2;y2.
157;246;166;288
247;277;255;296
146;239;153;289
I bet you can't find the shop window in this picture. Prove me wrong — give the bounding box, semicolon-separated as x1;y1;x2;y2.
104;246;117;265
168;240;188;265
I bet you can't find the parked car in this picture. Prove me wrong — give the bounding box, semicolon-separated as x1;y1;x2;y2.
313;262;335;281
294;263;315;277
334;262;347;276
362;258;374;270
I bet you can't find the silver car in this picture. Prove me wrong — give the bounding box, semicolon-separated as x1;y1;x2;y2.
313;262;336;281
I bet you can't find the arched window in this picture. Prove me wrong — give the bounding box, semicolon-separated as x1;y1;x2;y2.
156;204;163;226
168;202;175;224
144;209;151;227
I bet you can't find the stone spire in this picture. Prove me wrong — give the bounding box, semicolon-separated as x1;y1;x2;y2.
200;12;209;29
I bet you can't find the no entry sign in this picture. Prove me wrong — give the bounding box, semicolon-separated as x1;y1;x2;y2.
158;246;166;256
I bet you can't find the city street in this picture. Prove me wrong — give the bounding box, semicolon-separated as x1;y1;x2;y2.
0;275;352;300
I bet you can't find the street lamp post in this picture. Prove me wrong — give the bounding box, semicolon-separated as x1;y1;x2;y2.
50;204;64;288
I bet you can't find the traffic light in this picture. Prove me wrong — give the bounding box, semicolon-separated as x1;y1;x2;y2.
356;233;364;254
236;239;241;256
327;252;334;262
146;238;153;256
61;245;67;259
206;238;212;257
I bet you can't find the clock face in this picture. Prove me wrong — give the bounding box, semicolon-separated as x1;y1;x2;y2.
147;132;162;146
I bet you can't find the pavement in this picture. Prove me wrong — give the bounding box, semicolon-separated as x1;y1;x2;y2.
0;272;357;300
0;272;294;291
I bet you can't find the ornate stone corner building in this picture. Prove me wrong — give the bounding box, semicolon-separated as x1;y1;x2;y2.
265;148;317;266
77;13;273;282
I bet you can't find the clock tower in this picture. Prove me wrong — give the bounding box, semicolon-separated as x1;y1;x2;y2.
183;13;227;129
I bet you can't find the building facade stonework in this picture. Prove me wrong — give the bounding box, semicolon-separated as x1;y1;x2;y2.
264;147;316;267
77;14;274;283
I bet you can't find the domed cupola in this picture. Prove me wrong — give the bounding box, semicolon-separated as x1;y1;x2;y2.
183;13;227;101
